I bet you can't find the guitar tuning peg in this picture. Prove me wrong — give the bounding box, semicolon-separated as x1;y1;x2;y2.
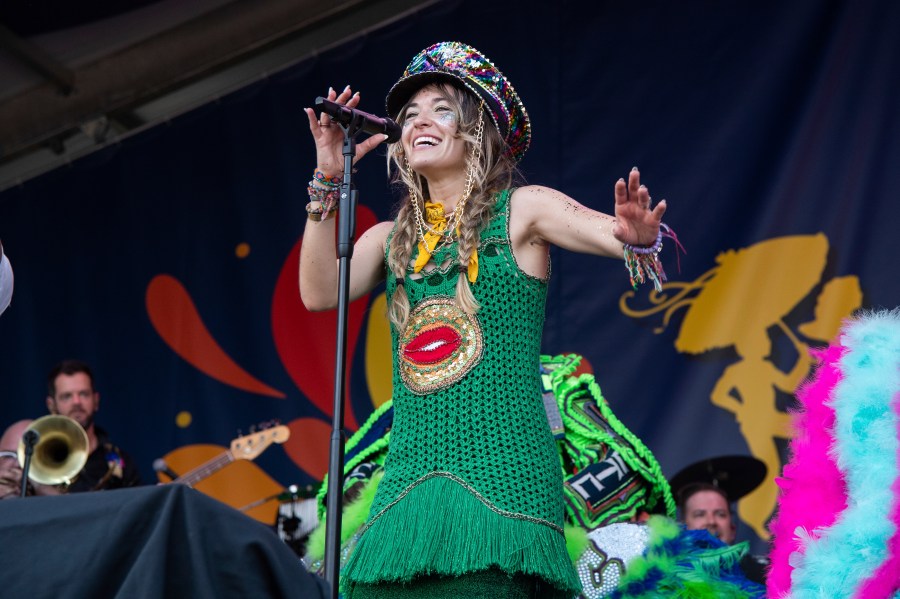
249;424;257;434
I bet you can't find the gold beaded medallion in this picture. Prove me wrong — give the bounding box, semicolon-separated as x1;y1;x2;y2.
398;296;483;394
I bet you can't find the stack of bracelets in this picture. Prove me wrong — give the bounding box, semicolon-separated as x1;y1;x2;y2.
306;169;341;221
623;222;680;293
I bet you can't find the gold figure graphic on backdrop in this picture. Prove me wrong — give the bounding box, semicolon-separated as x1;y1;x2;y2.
621;233;862;539
708;328;805;539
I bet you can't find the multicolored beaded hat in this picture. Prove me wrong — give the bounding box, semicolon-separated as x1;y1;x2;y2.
385;41;531;163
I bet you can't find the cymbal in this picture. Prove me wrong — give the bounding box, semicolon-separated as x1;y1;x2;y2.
275;483;320;502
238;483;320;512
669;455;767;503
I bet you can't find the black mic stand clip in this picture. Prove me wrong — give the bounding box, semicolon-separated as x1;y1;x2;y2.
19;429;39;498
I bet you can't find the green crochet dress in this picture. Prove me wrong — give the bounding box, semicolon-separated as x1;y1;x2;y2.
342;190;581;597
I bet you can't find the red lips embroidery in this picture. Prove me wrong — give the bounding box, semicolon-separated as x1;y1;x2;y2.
403;326;462;364
398;297;484;394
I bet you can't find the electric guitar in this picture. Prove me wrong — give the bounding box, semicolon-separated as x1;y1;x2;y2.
170;425;291;488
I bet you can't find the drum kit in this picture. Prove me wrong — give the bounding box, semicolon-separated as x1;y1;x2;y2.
239;482;320;558
274;484;319;557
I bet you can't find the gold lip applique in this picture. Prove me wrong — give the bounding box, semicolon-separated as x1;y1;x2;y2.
399;296;483;394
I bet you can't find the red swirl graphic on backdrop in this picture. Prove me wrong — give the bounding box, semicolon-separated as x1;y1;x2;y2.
147;275;286;398
146;205;379;480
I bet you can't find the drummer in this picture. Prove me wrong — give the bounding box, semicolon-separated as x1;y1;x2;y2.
679;482;737;543
670;455;766;543
670;455;770;584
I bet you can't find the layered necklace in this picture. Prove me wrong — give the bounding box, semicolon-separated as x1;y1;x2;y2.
406;100;485;257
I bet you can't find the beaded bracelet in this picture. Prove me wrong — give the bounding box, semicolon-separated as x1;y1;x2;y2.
313;169;341;187
623;229;663;256
306;188;339;219
306;169;341;221
623;223;682;292
306;200;337;222
308;180;334;193
307;184;339;202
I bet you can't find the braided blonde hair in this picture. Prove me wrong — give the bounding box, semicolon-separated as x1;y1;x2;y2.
386;83;517;329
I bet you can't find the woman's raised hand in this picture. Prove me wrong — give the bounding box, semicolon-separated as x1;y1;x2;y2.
612;168;667;246
304;85;388;177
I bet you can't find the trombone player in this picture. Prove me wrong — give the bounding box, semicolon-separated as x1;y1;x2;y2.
0;420;50;499
0;360;141;498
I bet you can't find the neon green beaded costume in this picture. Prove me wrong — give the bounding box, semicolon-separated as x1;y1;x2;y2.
340;189;581;597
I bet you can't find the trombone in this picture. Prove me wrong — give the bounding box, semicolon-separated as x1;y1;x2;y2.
17;414;89;488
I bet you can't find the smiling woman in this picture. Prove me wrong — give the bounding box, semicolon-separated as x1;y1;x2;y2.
298;41;672;598
397;86;471;183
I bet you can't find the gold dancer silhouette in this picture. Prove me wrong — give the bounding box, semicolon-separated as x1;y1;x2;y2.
622;233;862;539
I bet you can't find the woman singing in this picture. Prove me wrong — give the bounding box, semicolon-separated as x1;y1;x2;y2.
300;41;668;598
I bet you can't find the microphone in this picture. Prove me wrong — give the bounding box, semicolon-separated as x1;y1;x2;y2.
20;429;41;497
153;458;180;481
22;429;40;446
314;97;401;143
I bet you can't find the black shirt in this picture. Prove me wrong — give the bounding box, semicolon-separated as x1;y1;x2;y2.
68;426;141;492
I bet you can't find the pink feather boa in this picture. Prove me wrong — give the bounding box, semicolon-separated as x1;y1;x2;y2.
767;344;849;597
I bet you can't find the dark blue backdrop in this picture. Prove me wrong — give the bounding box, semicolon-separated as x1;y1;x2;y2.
1;0;897;551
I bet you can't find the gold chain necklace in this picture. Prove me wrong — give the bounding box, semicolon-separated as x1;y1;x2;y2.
407;101;485;255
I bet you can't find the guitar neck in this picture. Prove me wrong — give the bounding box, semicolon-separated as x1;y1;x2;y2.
174;451;235;488
167;425;289;487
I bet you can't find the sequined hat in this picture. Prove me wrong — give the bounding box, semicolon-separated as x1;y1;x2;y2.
385;41;531;163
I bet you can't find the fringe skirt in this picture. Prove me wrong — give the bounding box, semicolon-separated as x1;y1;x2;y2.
345;568;545;598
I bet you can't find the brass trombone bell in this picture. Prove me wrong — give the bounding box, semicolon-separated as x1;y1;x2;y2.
17;415;89;486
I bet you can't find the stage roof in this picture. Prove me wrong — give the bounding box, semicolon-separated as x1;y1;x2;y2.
0;0;434;193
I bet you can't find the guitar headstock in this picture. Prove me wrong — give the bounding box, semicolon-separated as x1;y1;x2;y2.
230;424;290;461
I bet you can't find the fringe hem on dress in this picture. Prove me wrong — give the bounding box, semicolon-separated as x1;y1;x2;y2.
340;473;582;598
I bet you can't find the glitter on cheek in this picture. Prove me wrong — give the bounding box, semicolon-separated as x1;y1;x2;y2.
438;111;457;125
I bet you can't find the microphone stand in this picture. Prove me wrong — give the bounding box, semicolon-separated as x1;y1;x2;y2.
20;429;39;498
323;113;365;598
